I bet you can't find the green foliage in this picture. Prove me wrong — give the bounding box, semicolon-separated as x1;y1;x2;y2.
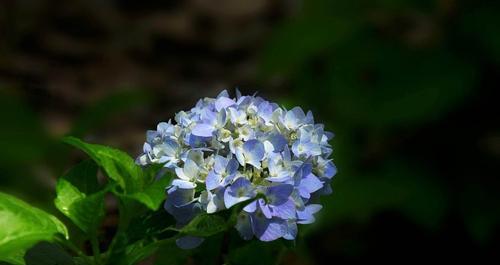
24;242;74;265
54;160;105;235
62;136;172;211
0;192;68;265
62;136;143;194
180;214;227;237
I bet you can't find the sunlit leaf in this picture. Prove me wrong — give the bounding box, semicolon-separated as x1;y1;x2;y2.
0;192;68;265
62;136;143;193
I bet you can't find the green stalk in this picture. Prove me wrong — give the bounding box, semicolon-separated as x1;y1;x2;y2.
90;236;102;265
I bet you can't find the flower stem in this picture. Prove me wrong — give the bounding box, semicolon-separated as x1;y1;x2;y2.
91;236;102;265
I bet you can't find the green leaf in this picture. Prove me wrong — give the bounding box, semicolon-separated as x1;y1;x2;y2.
62;137;173;210
180;214;227;237
60;159;100;194
54;160;105;234
0;192;68;265
62;136;143;193
111;238;177;265
54;185;105;235
125;172;174;211
24;242;74;265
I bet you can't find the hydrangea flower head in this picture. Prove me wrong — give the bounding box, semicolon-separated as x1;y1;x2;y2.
137;90;336;247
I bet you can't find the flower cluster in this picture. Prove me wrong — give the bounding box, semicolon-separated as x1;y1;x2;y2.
137;90;336;245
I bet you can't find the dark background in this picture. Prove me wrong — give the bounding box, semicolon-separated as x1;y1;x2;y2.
1;0;499;264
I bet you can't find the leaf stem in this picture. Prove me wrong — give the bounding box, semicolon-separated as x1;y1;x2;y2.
91;236;102;265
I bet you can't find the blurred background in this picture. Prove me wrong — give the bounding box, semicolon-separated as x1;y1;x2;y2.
1;0;499;263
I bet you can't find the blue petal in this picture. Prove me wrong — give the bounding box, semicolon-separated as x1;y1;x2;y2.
324;161;337;179
284;107;306;129
213;155;228;173
215;96;236;111
283;220;298;240
191;123;215;137
300;173;323;195
267;133;287;152
176;236;204;249
243;200;258;213
224;177;254;208
258;199;272;219
205;170;221;190
297;204;322;224
266;184;294;205
162;139;179;156
171;179;196;189
167;185;195;207
243;139;265;168
251;215;285;242
270;199;296;219
257;101;274;123
164;200;201;224
226;158;240;174
235;212;254;240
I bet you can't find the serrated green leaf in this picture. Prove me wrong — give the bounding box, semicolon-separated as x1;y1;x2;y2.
24;242;74;265
181;214;227;237
62;136;143;193
0;192;68;265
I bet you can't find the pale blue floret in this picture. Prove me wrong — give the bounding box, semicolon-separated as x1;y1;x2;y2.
137;89;337;246
205;155;239;190
235;139;265;169
224;177;256;208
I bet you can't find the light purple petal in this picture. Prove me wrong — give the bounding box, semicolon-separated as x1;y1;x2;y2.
243;139;265;168
324;161;337;179
252;216;285;242
300;174;323;194
226;158;239;174
270;199;296;219
283;220;298;240
171;179;196;190
213;155;228;174
267;133;287;152
205;171;221;190
191;124;215;137
224;178;254;208
215;96;236;111
243;200;258;213
266;184;294;205
258;199;272;219
167;185;195;207
164;200;201;224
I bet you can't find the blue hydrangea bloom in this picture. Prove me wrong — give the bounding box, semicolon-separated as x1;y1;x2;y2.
137;90;336;248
